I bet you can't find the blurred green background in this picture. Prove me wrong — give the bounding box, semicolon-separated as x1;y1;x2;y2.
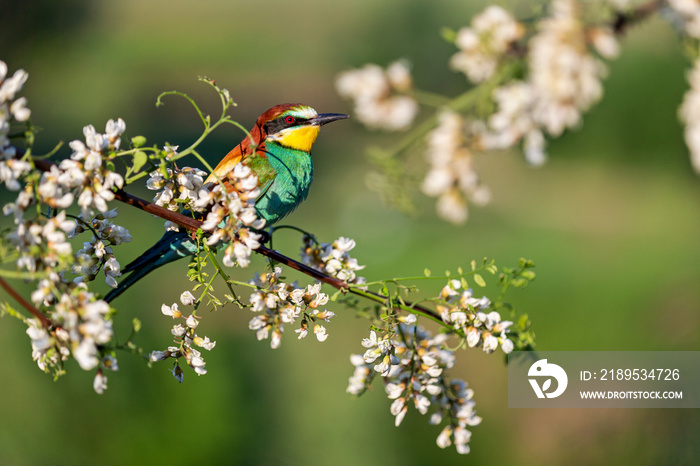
1;0;700;464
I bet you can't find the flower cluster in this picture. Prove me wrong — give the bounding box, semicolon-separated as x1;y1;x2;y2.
335;1;625;223
5;117;126;229
449;6;524;83
150;290;216;382
422;110;491;224
67;119;127;218
359;328;400;376
348;322;481;455
200;163;265;268
0;60;30;158
437;279;514;354
146;163;208;213
146;161;266;266
7;210;75;277
679;57;700;173
1;61;132;393
299;235;366;285
1;61;32;196
479;0;619;166
335;60;418;131
668;0;700;38
69;209;132;288
25;284;117;393
4;116;132;321
526;1;615;136
247;267;335;348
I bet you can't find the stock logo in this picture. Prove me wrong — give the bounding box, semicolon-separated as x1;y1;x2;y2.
528;359;568;399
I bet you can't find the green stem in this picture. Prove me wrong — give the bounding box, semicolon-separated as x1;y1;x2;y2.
357;263;493;287
195;263;218;312
157;90;208;127
385;63;514;160
206;249;245;307
0;268;47;280
348;287;445;328
411;89;451;108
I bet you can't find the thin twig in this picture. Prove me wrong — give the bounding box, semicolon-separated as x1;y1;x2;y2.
0;276;52;328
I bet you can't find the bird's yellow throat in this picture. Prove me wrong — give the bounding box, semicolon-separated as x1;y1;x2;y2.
270;125;321;153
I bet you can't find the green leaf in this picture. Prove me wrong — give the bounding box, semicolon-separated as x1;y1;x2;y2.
473;273;486;287
519;258;534;268
499;302;514;313
132;318;142;333
512;277;529;288
330;289;344;302
131;136;147;148
470;259;476;271
521;270;536;281
518;314;530;329
132;151;148;173
440;26;457;43
423;268;431;277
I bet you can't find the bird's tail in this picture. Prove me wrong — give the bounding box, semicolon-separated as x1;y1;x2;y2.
104;230;198;303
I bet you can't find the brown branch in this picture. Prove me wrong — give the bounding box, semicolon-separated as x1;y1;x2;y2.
0;276;52;328
114;188;204;233
112;187;345;283
110;190;440;316
31;155;444;322
112;188;353;289
110;190;444;321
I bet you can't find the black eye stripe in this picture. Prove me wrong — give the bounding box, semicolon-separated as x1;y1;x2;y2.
264;115;309;134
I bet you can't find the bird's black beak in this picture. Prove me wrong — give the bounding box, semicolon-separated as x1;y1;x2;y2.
311;113;349;126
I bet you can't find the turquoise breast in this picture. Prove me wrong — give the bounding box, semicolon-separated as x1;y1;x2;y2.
255;142;314;225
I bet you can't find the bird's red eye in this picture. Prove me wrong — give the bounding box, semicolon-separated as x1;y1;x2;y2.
285;115;296;124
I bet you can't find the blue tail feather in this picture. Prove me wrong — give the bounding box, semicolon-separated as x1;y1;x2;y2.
104;230;198;303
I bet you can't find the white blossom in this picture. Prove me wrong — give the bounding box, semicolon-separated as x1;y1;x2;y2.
422;111;491;224
151;300;216;382
668;0;700;38
69;210;131;287
300;235;366;286
147;166;208;213
528;0;611;137
679;56;700;173
347;322;481;455
478;0;618;166
198;162;265;268
336;60;418;131
180;290;196;306
450;6;524;83
437;283;514;355
246;268;335;348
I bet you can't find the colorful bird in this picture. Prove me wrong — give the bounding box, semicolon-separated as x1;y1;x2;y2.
105;104;348;302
